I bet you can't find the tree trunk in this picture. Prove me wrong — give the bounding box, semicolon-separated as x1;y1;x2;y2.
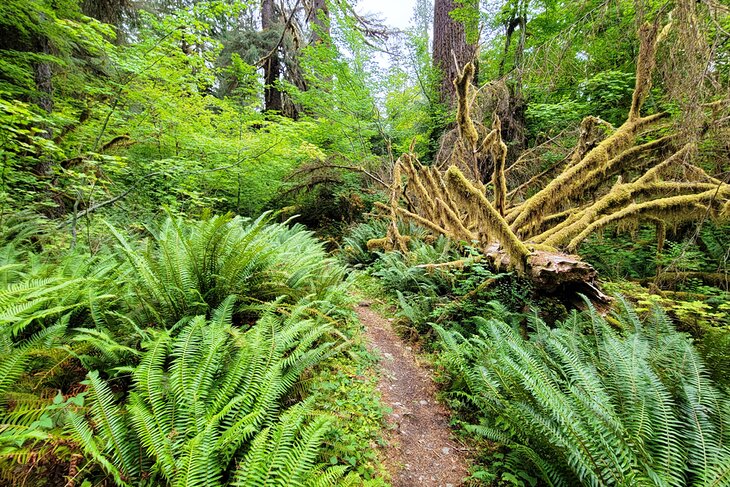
81;0;131;43
261;0;283;113
309;0;330;45
432;0;477;106
32;32;54;178
32;22;67;216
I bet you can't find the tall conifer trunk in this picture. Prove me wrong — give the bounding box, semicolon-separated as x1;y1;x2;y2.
432;0;476;106
261;0;283;113
309;0;330;44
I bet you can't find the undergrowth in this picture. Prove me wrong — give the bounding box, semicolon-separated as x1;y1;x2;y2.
0;213;387;486
436;298;730;486
345;218;730;486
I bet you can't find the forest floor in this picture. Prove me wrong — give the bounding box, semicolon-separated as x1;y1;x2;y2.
355;300;470;487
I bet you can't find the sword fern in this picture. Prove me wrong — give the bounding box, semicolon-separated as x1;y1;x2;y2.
437;297;730;486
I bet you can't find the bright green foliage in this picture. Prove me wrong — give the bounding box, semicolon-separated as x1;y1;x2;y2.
0;323;66;400
481;1;645;101
0;246;117;337
0;99;60;212
66;298;345;486
287;38;379;162
0;214;383;485
110;212;346;325
0;0;114;103
306;352;388;482
437;298;730;486
525;99;590;138
0;0;386;223
232;403;348;487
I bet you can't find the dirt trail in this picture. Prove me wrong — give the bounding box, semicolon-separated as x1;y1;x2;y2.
355;301;469;487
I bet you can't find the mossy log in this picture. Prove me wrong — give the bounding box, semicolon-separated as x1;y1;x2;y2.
483;243;611;305
368;21;729;306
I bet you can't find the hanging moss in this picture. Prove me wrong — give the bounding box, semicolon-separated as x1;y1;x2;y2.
566;187;730;251
454;63;479;151
383;160;409;253
568;116;616;168
509;111;671;239
543;181;720;247
508;21;674;239
394;206;448;236
533;210;585;244
445;166;531;273
435;197;476;242
363;21;729;291
491;114;508;217
399;155;436;221
630;23;662;119
636;143;694;183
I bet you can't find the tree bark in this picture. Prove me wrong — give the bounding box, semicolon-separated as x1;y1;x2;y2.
309;0;330;45
32;30;55;180
261;0;283;113
432;0;477;106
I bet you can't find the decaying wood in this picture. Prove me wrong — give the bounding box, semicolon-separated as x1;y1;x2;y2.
369;20;730;305
485;244;611;304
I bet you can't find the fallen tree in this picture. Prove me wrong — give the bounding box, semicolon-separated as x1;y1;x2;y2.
369;21;729;305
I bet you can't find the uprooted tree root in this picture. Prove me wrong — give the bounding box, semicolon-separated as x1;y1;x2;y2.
368;20;729;306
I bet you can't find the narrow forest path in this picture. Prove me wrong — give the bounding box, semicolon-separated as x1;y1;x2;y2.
355;301;469;487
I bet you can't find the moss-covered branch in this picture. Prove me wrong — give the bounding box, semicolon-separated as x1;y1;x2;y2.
508;22;672;238
491;115;508;216
566;187;730;251
444;166;530;273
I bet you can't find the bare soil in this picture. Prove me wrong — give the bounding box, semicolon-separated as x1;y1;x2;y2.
355;301;469;487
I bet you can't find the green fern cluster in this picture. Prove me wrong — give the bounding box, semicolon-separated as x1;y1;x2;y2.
371;237;455;296
66;298;347;486
111;212;346;325
341;218;430;266
0;243;118;337
0;214;361;486
437;298;730;486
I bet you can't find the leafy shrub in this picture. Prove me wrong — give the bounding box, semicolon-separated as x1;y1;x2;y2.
580;70;635;125
437;298;730;486
366;240;545;341
526;99;590;138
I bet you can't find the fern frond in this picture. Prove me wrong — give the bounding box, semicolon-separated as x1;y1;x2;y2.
0;322;65;399
438;300;730;486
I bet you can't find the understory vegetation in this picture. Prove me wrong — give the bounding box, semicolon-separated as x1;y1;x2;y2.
0;214;385;485
437;299;730;486
350;223;730;485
